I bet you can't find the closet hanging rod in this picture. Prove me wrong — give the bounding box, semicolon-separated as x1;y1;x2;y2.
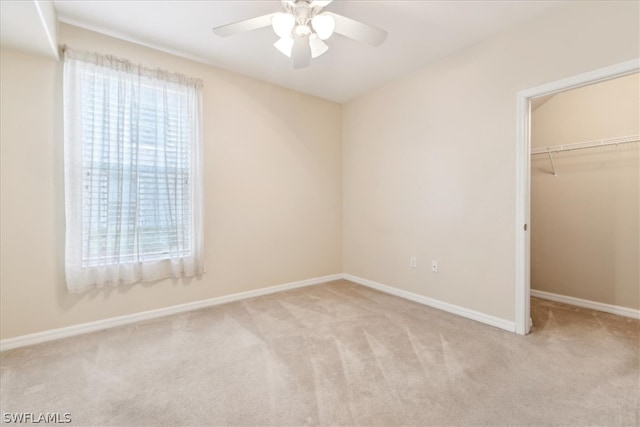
531;134;639;155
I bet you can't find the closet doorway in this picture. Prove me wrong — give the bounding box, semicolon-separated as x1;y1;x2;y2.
514;60;640;335
529;73;639;319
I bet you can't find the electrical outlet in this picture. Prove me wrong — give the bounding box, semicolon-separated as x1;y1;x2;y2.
410;257;417;269
431;260;438;273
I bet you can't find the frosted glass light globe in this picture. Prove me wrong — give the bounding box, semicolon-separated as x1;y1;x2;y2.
311;13;335;40
272;13;295;39
274;37;294;57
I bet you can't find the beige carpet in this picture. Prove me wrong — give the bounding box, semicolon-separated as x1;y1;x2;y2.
1;279;638;426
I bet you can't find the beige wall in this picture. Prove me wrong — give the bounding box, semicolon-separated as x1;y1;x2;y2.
531;74;639;309
0;24;343;339
342;1;639;322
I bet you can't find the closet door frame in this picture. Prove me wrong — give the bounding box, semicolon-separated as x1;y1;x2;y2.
514;58;639;335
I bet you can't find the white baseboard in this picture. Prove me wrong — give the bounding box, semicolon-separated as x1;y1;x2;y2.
343;274;516;332
0;274;343;352
1;273;519;352
531;289;640;319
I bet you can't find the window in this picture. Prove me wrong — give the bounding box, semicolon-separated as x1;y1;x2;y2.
63;49;204;292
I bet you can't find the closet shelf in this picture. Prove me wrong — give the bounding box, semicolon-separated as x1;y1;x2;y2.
531;134;639;177
531;134;639;155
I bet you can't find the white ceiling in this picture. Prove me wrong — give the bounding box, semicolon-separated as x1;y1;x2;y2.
0;0;58;58
2;0;572;103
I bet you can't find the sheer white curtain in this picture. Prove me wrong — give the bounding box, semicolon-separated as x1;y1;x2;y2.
63;48;204;293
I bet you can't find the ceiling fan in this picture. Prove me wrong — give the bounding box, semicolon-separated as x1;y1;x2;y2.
212;0;388;69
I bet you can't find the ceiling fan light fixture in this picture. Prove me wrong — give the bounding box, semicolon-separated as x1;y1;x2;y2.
274;37;294;57
295;24;312;37
272;12;295;39
311;13;335;40
309;34;329;58
213;0;387;69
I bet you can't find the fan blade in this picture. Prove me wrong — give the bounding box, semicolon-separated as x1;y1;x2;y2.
212;13;275;37
325;12;387;46
292;34;311;69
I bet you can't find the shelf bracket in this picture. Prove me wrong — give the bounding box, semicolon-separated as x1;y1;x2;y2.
547;149;557;177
